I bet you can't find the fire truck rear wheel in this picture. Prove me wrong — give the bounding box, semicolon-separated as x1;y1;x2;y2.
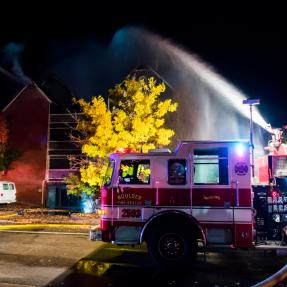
148;226;197;266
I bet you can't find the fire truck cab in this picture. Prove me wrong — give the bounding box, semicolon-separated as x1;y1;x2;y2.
92;140;254;265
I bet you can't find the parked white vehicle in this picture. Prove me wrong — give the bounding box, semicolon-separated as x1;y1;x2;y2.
0;181;16;204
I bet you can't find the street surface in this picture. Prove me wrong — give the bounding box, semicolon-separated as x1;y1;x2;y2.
0;231;102;286
48;243;287;287
0;231;286;287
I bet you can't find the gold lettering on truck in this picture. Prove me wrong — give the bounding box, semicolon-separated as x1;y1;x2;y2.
203;195;221;201
117;193;142;205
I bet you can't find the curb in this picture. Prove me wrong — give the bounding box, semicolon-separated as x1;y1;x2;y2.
0;224;91;230
0;213;18;219
0;283;36;287
0;229;89;236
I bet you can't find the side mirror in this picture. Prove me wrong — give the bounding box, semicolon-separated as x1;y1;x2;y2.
95;198;100;207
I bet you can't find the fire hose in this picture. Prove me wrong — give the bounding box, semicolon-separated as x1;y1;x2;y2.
252;263;287;287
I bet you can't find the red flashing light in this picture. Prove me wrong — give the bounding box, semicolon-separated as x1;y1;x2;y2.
115;147;132;154
271;190;279;198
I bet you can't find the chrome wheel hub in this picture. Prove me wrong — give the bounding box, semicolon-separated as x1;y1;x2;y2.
159;233;184;260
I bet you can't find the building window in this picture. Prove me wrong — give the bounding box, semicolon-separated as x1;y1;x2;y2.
49;156;70;169
119;160;150;184
194;148;228;185
273;156;287;177
168;159;187;185
49;128;71;141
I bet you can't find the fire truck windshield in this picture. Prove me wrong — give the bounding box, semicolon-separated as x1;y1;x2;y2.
103;159;115;186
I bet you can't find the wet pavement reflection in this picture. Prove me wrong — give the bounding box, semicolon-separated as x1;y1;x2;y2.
47;244;287;287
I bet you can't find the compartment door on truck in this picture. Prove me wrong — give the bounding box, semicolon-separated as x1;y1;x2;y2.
191;145;233;244
230;142;253;247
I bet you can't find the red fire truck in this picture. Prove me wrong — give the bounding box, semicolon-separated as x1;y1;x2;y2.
91;131;287;265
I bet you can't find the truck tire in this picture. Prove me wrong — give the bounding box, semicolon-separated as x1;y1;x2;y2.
147;225;197;267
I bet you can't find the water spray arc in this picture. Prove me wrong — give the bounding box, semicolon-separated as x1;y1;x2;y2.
108;27;270;148
154;38;269;131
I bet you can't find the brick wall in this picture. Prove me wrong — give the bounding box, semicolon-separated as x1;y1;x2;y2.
1;84;50;205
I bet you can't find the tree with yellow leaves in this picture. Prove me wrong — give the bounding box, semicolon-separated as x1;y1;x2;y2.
66;77;177;196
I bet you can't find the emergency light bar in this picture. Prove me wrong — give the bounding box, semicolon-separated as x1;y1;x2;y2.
148;149;172;153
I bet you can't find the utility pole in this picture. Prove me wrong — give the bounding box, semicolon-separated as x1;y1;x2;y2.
243;98;260;178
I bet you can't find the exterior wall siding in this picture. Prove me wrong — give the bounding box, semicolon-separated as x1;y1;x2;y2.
0;85;50;205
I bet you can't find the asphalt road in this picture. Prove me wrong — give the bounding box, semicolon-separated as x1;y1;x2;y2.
0;231;286;287
0;231;103;286
48;243;287;287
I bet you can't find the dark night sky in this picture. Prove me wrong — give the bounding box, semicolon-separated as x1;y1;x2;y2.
1;2;287;127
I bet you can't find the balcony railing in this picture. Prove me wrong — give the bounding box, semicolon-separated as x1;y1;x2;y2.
48;169;79;180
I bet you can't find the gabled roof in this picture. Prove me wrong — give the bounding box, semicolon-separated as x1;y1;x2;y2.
40;76;76;113
0;66;26;111
1;72;76;114
2;82;52;112
129;65;174;90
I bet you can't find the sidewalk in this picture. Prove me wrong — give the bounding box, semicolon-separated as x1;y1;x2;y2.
0;203;99;233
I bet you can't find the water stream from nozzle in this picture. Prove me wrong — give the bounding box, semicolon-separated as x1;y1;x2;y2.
109;27;270;147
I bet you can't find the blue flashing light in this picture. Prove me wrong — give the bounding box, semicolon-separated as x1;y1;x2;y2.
235;143;245;158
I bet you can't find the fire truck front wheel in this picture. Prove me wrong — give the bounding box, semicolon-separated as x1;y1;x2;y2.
148;226;197;266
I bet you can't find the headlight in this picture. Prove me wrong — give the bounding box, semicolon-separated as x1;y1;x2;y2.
97;209;106;216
